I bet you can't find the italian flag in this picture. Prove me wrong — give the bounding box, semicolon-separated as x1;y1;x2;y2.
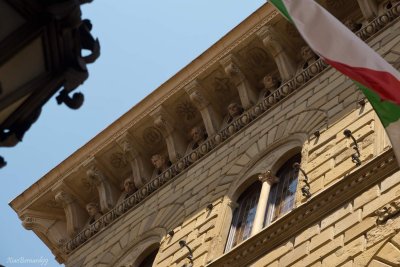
270;0;400;161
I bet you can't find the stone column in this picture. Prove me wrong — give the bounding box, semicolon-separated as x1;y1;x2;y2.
53;188;87;237
116;133;152;188
184;80;222;136
83;158;119;213
357;0;378;21
257;25;297;81
150;106;187;163
251;170;279;236
220;54;258;109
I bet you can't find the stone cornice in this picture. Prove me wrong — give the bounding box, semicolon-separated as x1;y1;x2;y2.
9;3;278;212
62;56;330;254
207;149;398;267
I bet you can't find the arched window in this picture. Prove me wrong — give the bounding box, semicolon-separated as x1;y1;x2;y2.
225;153;301;251
225;181;261;251
138;248;158;267
264;154;300;226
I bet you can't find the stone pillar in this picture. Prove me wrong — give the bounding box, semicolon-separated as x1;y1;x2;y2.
116;133;152;188
150;106;187;163
257;25;297;81
83;158;119;213
357;0;378;21
53;188;87;237
212;198;239;256
184;80;222;136
251;170;279;236
220;54;258;109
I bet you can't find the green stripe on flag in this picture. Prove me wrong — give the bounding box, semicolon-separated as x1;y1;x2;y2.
356;81;400;128
269;0;293;23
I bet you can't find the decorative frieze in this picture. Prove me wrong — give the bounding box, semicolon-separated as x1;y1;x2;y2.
59;3;400;256
356;2;400;40
63;57;329;254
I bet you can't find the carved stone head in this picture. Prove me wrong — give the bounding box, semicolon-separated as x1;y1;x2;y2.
86;202;101;217
263;74;280;92
123;177;136;194
190;126;206;144
227;102;244;118
151;154;168;170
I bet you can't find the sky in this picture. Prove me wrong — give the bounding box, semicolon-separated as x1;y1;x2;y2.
0;1;265;266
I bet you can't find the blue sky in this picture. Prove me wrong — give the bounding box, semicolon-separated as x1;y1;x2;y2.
0;1;265;266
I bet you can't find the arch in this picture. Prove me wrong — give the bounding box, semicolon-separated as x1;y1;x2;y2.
219;108;327;199
152;203;186;232
227;135;305;202
109;229;165;267
98;203;186;267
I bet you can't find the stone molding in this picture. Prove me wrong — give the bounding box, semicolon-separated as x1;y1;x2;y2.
63;55;331;253
206;149;398;267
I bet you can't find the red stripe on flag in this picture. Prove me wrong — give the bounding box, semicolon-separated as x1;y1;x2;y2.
324;58;400;105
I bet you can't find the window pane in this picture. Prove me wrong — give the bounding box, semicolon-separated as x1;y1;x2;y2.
225;182;261;251
264;154;301;226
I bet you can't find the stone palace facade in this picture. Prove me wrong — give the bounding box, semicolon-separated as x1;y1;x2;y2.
10;1;400;266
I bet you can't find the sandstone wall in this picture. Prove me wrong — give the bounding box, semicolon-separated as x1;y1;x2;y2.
65;14;400;267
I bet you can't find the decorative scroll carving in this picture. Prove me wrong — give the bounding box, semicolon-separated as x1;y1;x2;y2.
21;213;68;247
220;54;258;109
116;133;152;188
150;106;187;162
184;80;222;136
54;190;87;237
257;25;297;81
84;159;119;213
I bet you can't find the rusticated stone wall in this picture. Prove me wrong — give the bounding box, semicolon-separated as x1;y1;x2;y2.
65;16;400;264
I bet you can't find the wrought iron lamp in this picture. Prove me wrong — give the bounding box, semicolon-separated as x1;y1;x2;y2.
343;129;361;166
